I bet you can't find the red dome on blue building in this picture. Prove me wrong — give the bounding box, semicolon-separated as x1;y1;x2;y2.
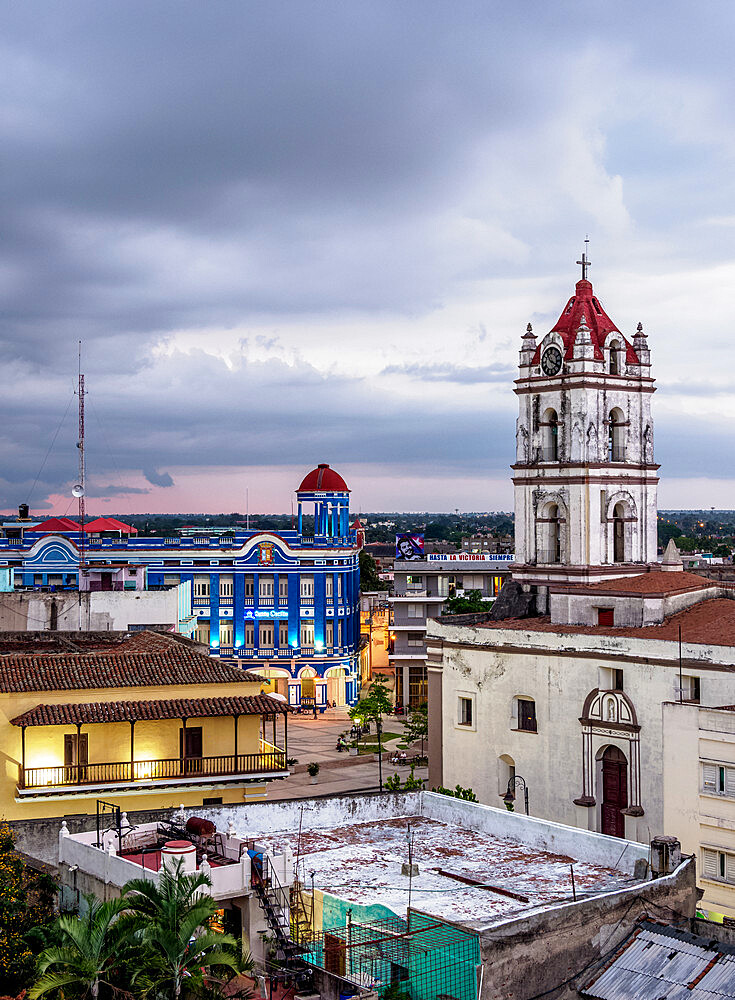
297;463;349;493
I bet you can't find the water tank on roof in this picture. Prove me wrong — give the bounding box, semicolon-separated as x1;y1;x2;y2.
186;816;216;838
18;504;29;520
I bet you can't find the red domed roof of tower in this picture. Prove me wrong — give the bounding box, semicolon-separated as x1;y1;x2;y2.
532;279;639;365
297;463;349;493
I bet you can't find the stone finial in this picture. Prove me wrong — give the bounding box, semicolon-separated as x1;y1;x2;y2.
576;313;591;344
60;820;69;837
520;322;537;367
200;853;211;876
227;820;236;837
661;538;683;572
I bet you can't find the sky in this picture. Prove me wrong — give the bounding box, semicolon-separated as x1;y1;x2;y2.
2;0;735;515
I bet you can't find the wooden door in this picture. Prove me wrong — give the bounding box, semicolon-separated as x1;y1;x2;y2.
180;726;203;773
601;746;628;838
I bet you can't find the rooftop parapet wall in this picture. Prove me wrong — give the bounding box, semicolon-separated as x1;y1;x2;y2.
195;791;647;876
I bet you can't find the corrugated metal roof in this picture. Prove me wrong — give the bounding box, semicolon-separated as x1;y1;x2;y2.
581;924;735;1000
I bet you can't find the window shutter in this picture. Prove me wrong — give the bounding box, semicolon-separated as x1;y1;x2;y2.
703;849;719;878
726;854;735;884
703;764;717;794
725;768;735;798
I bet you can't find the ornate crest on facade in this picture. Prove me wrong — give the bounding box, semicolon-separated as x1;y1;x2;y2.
258;542;275;566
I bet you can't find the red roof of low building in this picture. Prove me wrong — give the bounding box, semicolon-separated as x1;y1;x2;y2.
84;517;138;534
26;517;82;532
11;694;289;727
297;463;349;492
475;597;735;648
0;630;264;693
532;279;639;365
558;570;717;598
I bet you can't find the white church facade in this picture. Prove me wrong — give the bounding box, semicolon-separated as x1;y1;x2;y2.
427;263;735;914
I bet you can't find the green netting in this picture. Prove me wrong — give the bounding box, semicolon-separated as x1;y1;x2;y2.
302;909;481;1000
321;891;399;930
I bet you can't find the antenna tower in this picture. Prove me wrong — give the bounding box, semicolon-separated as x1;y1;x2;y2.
77;342;86;579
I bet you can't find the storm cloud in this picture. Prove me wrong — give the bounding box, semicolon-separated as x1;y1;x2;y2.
1;1;735;512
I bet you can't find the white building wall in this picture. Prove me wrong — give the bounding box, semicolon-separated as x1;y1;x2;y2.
431;619;735;844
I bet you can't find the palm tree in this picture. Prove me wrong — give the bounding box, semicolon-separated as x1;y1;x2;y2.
122;860;250;1000
29;894;138;999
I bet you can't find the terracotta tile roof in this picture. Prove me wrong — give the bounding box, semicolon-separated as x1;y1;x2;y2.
0;629;262;693
475;597;735;648
562;570;718;597
11;695;291;726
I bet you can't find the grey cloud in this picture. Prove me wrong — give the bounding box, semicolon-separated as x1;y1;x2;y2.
144;469;175;488
1;0;733;506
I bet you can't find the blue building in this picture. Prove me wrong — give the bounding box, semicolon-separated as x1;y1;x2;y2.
0;464;362;708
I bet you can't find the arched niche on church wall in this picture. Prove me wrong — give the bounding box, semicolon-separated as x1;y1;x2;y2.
574;687;643;817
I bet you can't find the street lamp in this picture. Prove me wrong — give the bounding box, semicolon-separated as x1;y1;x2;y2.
503;775;529;815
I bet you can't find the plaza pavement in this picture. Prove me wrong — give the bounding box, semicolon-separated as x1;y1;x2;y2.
268;706;429;801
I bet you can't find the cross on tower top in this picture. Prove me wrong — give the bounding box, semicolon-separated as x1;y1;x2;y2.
576;237;591;281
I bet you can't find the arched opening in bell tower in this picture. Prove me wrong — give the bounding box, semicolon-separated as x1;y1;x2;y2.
609;340;622;375
542;408;559;461
540;503;562;564
607;408;625;462
613;503;626;562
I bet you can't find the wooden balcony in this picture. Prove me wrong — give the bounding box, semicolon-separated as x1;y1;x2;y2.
18;748;287;796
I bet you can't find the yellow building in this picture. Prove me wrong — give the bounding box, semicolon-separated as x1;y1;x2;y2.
0;630;290;821
664;702;735;922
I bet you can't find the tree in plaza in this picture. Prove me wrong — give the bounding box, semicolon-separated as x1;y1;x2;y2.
350;678;393;791
122;860;248;1000
404;702;428;760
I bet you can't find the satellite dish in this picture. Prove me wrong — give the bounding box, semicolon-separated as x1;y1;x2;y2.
72;484;85;498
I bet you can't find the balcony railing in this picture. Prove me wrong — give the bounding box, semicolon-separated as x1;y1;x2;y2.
19;750;287;792
258;597;275;607
300;596;314;606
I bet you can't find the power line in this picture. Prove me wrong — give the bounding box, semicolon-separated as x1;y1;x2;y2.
25;392;75;508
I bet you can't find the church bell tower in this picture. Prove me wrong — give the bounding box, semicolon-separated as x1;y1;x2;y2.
512;251;659;612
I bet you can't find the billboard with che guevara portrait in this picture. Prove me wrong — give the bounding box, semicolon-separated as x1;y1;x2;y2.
395;533;425;561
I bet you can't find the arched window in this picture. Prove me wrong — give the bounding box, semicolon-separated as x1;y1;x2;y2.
542;408;558;461
609;339;622;375
608;407;625;462
613;502;626;562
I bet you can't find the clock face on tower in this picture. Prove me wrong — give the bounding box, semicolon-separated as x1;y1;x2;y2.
541;346;563;376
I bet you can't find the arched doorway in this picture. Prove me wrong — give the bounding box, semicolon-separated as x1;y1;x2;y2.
600;745;628;838
325;666;347;707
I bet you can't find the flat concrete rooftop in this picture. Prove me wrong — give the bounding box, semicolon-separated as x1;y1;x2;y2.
255;814;636;925
199;791;649;930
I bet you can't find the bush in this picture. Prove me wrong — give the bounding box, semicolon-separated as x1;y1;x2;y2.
432;783;477;802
